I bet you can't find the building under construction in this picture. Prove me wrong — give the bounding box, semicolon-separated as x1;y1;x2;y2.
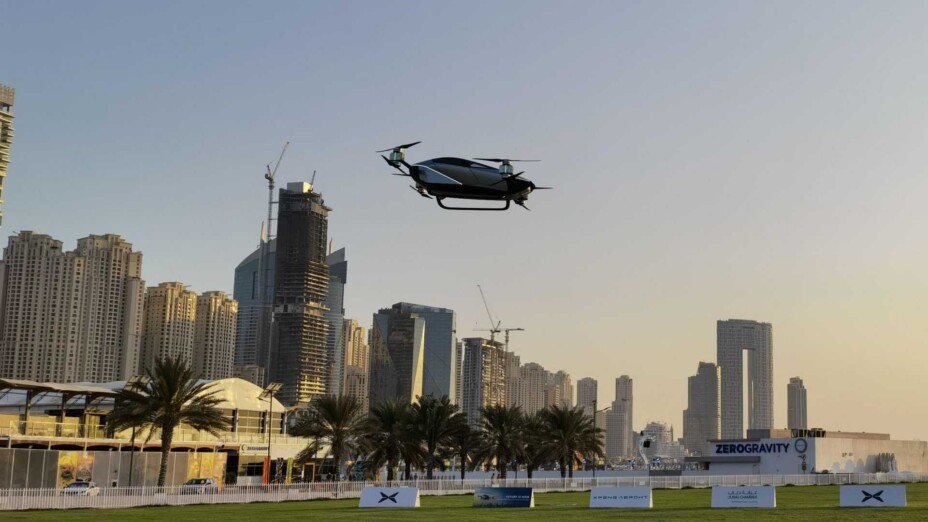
271;182;330;406
0;84;15;228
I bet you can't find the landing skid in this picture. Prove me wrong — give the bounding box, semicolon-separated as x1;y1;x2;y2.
436;198;511;211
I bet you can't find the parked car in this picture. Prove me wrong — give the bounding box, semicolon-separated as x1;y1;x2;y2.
179;478;218;494
60;481;101;496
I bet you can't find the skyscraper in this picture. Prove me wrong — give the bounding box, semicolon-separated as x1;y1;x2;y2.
343;318;369;412
577;377;598;416
232;238;275;376
717;319;773;438
606;375;634;459
509;361;548;415
0;232;144;382
682;362;721;455
787;377;808;430
392;302;457;402
545;370;573;409
140;282;197;371
193;291;238;380
324;247;347;395
368;306;425;410
0;84;14;228
272;182;330;405
461;337;507;427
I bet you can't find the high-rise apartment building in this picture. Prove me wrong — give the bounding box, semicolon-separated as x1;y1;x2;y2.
140;282;197;371
324;248;347;395
232;238;276;377
0;84;14;228
682;362;720;455
342;318;368;411
545;370;573;409
193;291;237;380
607;375;634;459
787;377;808;430
272;182;330;405
509;361;548;415
717;319;773;438
234;364;265;387
454;341;463;406
368;307;425;410
577;377;597;416
0;232;144;382
391;302;457;402
461;337;507;427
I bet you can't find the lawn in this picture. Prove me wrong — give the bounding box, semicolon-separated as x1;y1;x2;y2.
3;484;927;521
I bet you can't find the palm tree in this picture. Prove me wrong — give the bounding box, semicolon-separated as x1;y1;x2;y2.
291;395;367;480
517;412;552;479
411;394;464;479
480;404;523;480
364;399;417;481
108;357;229;487
448;423;482;482
538;404;604;478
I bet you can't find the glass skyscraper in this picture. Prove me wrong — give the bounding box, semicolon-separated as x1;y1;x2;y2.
392;302;457;403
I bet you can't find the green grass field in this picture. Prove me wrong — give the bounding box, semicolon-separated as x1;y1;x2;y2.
4;484;927;521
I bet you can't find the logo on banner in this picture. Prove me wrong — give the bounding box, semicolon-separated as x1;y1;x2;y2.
379;492;399;504
794;438;808;453
861;490;884;503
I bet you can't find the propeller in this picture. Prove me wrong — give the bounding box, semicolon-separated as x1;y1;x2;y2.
473;158;540;163
377;141;421;153
491;171;525;186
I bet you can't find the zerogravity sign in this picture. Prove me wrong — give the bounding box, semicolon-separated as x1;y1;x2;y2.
711;486;776;508
589;487;653;508
359;487;420;508
473;487;535;508
840;485;906;507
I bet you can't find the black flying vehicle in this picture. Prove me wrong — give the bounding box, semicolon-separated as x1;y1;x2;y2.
379;141;551;210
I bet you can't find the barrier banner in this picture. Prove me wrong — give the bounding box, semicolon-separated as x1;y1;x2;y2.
711;486;776;508
589;487;653;508
473;487;535;508
359;487;421;508
840;485;906;507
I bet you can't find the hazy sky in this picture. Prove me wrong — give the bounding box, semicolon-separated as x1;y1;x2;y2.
3;1;927;440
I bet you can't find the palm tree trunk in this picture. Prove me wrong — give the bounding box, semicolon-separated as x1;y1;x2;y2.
404;461;411;480
527;468;534;479
459;452;466;482
387;459;396;481
157;425;174;487
559;457;567;478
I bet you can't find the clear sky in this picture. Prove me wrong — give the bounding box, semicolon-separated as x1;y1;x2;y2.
3;1;927;440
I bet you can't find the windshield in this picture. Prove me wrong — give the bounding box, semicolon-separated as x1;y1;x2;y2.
186;479;208;485
66;483;89;488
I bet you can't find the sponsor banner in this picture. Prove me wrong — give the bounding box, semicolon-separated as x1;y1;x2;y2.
473;487;535;508
589;487;653;508
711;486;776;508
359;487;421;508
840;485;906;508
239;444;270;455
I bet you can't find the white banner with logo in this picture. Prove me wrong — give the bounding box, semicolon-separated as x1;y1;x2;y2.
711;486;776;508
589;487;653;508
840;485;906;507
359;487;420;508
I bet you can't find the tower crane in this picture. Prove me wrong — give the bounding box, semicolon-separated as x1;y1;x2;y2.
476;284;501;342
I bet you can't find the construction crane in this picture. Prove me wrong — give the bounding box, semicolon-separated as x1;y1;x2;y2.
476;284;501;342
502;327;524;353
258;142;288;385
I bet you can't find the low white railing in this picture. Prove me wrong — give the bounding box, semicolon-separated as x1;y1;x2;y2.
0;472;925;511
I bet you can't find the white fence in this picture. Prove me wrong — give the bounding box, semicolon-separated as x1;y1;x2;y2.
1;472;925;511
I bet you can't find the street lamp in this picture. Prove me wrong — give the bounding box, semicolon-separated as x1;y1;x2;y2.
125;374;151;489
259;383;283;484
591;400;610;478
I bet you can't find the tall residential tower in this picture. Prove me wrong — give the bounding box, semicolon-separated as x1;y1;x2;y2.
717;319;773;438
787;377;808;430
682;362;721;455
